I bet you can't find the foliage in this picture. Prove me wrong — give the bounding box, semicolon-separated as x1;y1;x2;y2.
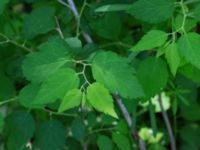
0;0;200;149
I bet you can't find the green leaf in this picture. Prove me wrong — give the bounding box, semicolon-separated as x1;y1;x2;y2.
19;83;42;108
92;51;144;99
194;4;200;22
4;112;35;150
0;113;4;133
33;120;66;150
86;82;117;118
0;0;9;14
90;13;121;40
71;119;85;141
177;32;200;69
179;64;200;84
127;0;175;23
112;132;130;150
130;30;168;52
180;124;200;148
165;43;180;76
23;40;71;83
0;73;15;101
95;4;131;12
97;135;113;150
137;57;168;98
58;89;82;112
22;6;56;39
33;68;80;105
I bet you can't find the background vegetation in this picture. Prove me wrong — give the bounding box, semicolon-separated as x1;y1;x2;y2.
0;0;200;149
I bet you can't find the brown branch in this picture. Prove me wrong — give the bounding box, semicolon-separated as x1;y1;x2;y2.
158;94;176;150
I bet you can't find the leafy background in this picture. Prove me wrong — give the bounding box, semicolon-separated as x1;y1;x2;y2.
0;0;200;150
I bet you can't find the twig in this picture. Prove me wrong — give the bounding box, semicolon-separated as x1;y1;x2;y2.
66;0;93;43
158;94;176;150
0;33;32;52
0;97;18;106
55;16;65;39
43;108;78;117
66;1;146;149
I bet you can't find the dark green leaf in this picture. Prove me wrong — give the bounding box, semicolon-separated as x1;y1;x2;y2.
34;120;66;150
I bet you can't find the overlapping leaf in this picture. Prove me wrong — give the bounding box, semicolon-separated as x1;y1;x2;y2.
92;51;144;99
33;120;66;150
87;82;117;118
127;0;175;23
130;30;168;52
178;32;200;69
23;40;71;83
22;6;55;39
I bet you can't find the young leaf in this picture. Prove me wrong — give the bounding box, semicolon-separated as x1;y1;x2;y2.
165;43;180;76
194;4;200;22
92;51;144;99
86;82;117;118
33;120;66;150
33;68;80;105
58;89;82;112
22;6;55;39
95;4;131;12
177;32;200;69
23;40;71;83
130;30;168;52
137;57;168;98
127;0;175;23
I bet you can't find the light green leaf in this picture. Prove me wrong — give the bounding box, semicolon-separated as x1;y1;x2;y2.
92;51;144;99
165;43;180;76
177;32;200;69
87;82;117;118
4;112;35;150
23;40;71;83
22;6;55;39
137;57;168;98
112;132;130;150
97;135;113;150
95;4;131;12
33;68;80;105
127;0;174;23
130;30;168;52
0;0;9;14
33;120;66;150
58;89;82;112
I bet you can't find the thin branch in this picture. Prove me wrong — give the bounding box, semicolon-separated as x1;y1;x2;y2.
158;94;176;150
113;94;146;150
0;33;32;52
55;16;65;39
66;1;146;149
66;0;93;43
0;97;18;106
43;108;78;117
